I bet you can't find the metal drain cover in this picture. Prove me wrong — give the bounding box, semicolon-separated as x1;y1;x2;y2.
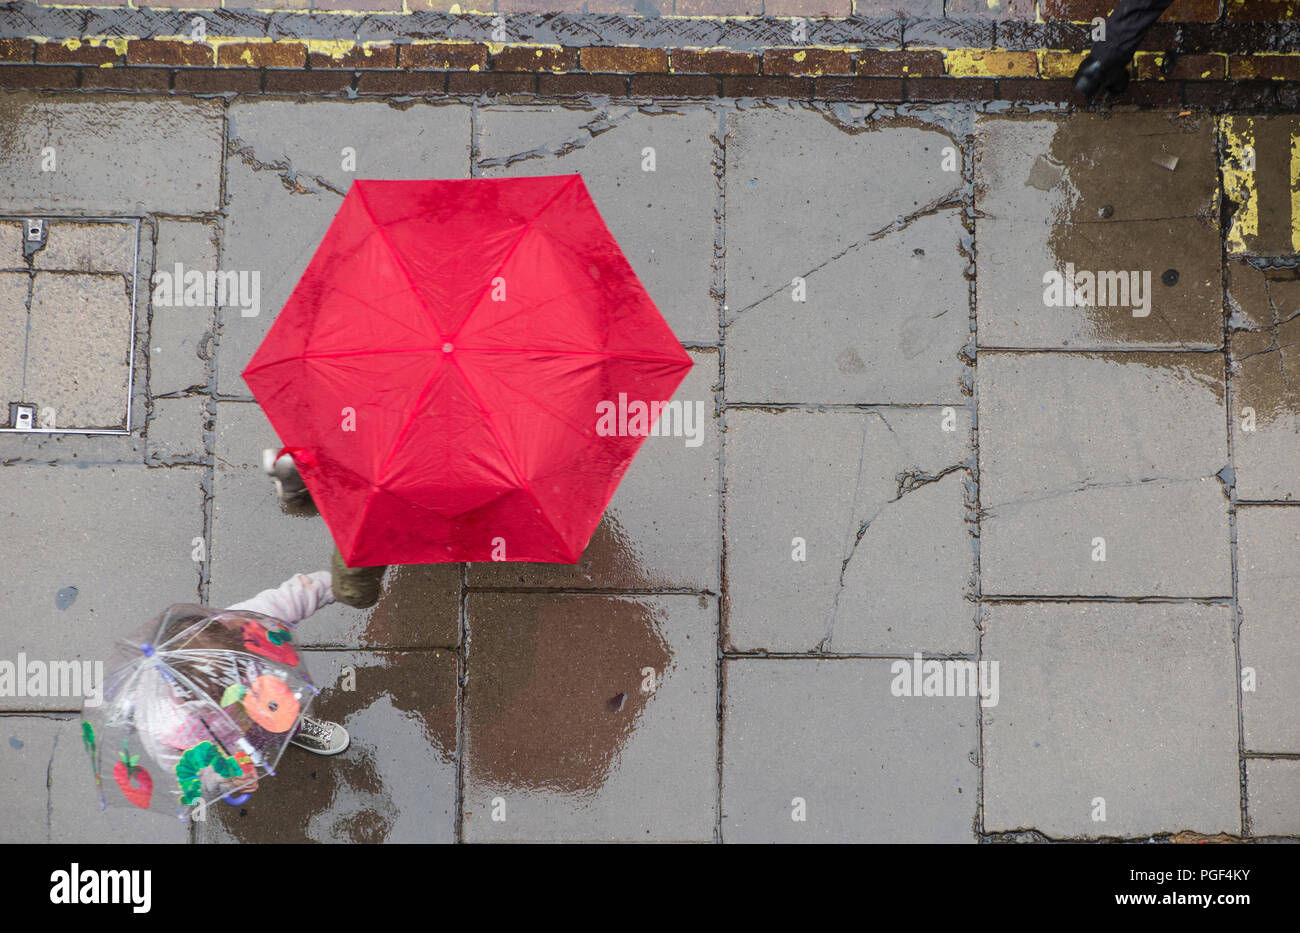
0;216;140;434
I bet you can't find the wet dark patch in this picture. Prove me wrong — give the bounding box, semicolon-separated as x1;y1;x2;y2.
1224;117;1300;258
55;586;78;610
210;650;456;843
1029;111;1223;349
359;563;460;648
464;593;672;796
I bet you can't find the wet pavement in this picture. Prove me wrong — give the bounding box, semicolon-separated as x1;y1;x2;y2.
0;95;1297;843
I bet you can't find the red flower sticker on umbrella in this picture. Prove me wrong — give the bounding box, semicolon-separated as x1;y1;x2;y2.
240;620;299;666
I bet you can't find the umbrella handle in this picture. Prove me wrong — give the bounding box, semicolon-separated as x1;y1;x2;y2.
279;445;315;467
223;792;251;806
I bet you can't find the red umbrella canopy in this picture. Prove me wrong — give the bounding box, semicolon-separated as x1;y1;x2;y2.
244;176;693;566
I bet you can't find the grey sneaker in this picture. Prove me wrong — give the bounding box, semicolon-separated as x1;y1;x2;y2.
289;716;350;756
261;448;310;506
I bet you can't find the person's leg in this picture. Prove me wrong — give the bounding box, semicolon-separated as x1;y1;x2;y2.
330;547;387;610
1095;0;1177;69
1074;0;1177;98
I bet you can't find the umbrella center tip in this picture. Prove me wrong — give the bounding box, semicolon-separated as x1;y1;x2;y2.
442;342;454;353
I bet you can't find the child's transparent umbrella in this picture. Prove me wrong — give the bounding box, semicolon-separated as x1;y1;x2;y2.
81;604;319;819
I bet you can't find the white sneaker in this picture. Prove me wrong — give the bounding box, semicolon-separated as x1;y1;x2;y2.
261;448;310;505
289;717;350;756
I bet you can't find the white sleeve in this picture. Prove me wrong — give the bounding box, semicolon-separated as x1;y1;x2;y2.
224;571;334;624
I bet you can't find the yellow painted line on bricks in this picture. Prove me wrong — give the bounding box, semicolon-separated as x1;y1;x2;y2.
945;48;1037;78
1038;50;1086;79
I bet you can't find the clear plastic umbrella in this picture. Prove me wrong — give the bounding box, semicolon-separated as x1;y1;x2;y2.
81;603;318;819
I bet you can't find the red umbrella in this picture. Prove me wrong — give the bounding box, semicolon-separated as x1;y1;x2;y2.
244;176;693;566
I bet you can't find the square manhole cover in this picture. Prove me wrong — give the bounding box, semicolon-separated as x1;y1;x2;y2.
0;216;140;434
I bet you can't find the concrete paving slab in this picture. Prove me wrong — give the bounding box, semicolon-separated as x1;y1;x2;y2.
982;481;1232;597
227;99;472;197
1229;265;1300;501
0;716;61;843
199;649;458;844
0;221;23;272
478;104;719;345
1221;115;1300;258
975;112;1220;349
25;272;134;430
1247;759;1300;837
463;593;716;842
976;217;1222;349
0;95;224;215
978;351;1231;597
982;602;1240;839
210;400;460;648
722;658;977;842
33;221;137;275
726;209;970;404
148;220;218;398
1226;259;1280;331
0;464;203;711
0;271;28;422
975;113;1217;225
725;406;974;653
218;101;471;397
725;105;963;317
1236;505;1300;753
146;394;208;463
470;350;718;591
49;716;190;843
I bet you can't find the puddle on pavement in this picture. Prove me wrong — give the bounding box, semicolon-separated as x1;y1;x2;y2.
465;593;673;798
1039;113;1222;349
473;512;657;589
210;529;675;838
211;650;457;844
977;111;1222;353
359;563;459;648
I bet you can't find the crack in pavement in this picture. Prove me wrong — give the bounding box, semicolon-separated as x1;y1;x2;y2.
475;105;659;170
723;188;965;326
226;138;348;198
980;474;1222;515
818;417;971;652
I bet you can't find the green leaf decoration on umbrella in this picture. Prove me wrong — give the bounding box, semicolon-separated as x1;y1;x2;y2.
175;741;243;807
220;684;247;707
81;720;105;810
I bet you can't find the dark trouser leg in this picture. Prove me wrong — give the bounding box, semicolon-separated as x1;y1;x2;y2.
331;546;387;609
1090;0;1177;70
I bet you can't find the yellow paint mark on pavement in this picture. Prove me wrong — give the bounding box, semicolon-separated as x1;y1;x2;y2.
1291;134;1300;254
1221;116;1258;256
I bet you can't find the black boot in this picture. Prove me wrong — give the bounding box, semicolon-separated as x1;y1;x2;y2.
1073;54;1131;101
